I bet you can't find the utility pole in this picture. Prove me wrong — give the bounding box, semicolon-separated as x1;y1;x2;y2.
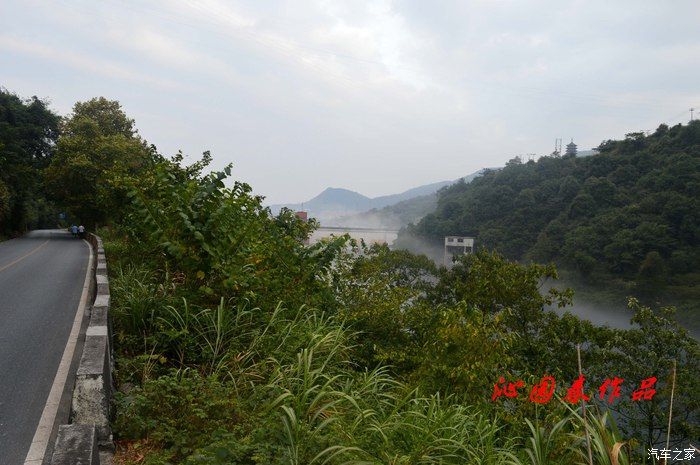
577;344;594;465
664;360;677;465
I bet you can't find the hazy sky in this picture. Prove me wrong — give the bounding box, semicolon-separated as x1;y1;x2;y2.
2;0;699;204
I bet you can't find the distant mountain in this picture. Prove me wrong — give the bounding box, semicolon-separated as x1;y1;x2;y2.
369;180;454;209
329;169;490;228
268;180;453;223
269;170;490;227
329;193;439;229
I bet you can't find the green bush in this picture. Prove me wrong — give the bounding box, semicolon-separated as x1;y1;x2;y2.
115;370;239;461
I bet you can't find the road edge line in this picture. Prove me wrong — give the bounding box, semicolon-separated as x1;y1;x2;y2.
23;239;94;465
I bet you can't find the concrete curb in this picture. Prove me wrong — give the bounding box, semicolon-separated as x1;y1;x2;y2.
49;425;98;465
50;234;114;465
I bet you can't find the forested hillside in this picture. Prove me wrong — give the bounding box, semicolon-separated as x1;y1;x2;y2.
406;122;700;294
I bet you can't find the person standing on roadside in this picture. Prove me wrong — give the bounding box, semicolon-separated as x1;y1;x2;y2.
78;225;85;239
71;224;78;238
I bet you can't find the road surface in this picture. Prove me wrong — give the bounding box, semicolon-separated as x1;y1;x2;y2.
0;230;89;465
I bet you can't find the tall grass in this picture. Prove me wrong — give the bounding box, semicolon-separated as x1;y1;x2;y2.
160;298;240;374
260;313;521;465
520;417;570;465
509;403;635;465
570;408;632;465
110;264;161;339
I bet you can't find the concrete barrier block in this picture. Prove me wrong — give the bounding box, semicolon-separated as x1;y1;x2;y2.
96;261;107;275
93;294;112;344
92;302;111;334
89;303;113;368
93;294;110;311
86;326;108;337
96;274;109;295
50;424;98;465
92;294;113;360
90;306;108;328
100;450;114;465
72;335;111;443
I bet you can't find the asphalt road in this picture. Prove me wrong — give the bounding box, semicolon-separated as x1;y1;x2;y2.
0;230;89;465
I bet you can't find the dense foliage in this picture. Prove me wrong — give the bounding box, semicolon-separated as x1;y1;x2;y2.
46;97;159;227
0;88;60;235
404;123;700;293
0;91;159;233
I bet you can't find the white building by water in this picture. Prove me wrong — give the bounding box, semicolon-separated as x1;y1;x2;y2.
444;236;475;266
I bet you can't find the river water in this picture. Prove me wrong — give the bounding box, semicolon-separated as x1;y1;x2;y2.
548;296;700;340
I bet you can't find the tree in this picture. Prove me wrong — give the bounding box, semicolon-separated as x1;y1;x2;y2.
0;89;60;234
63;97;136;138
124;157;342;311
593;299;700;452
573;251;596;277
636;250;667;294
0;180;10;226
45;97;154;226
334;244;438;371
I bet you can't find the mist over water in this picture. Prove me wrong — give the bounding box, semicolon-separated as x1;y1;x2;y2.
393;236;700;339
549;282;700;339
326;211;403;230
568;301;699;340
392;233;444;264
547;297;633;330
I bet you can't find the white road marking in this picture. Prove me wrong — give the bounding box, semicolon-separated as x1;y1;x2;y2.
0;240;49;273
23;239;94;465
